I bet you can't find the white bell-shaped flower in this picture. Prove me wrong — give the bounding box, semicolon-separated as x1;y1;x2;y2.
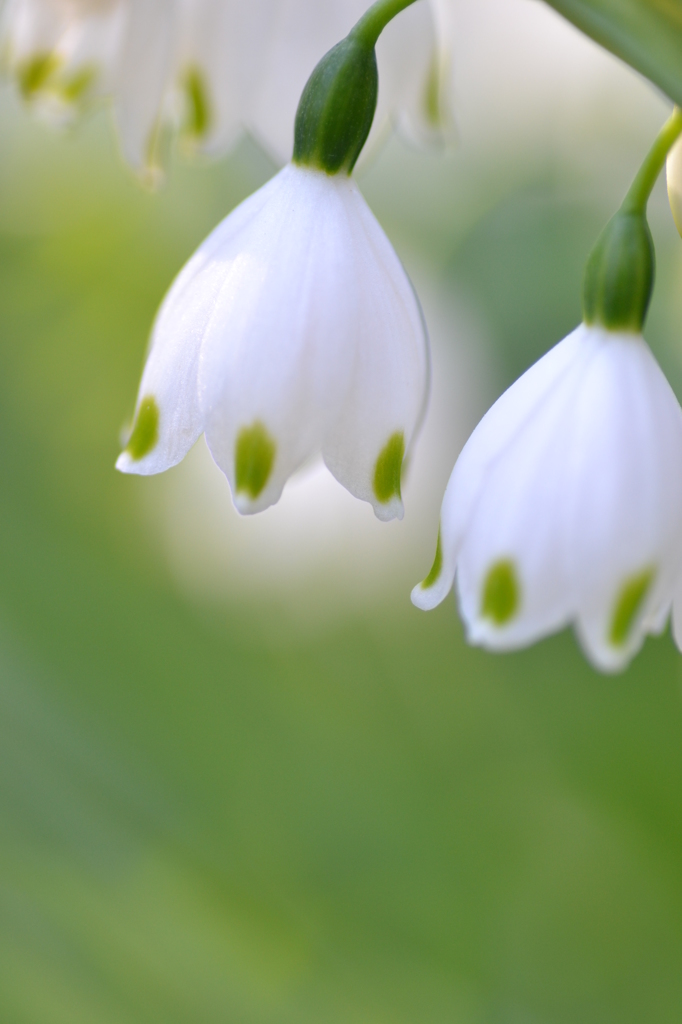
412;323;682;672
116;161;429;520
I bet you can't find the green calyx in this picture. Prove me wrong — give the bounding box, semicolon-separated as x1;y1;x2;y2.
582;211;654;332
293;35;378;175
293;0;419;175
582;107;682;333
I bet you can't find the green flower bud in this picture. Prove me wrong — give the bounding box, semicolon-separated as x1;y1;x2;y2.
582;210;654;333
293;34;378;175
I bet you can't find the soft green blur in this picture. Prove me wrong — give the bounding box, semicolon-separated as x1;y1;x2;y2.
2;52;682;1024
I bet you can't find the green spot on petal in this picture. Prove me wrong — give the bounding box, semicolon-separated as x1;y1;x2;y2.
421;528;442;589
18;51;60;98
373;431;405;505
423;53;442;128
184;65;211;140
235;422;276;500
609;567;655;647
60;64;96;102
126;396;159;461
481;559;520;627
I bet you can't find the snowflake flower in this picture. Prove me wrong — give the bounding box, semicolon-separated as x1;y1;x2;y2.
412;323;682;671
116;6;429;519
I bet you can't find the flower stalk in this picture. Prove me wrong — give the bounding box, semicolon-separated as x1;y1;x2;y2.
622;107;682;215
293;0;422;174
350;0;424;48
583;107;682;333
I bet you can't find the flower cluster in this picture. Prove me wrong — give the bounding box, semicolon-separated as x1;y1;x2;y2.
10;0;682;674
0;0;447;179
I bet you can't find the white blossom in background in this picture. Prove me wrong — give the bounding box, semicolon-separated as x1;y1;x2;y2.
412;324;682;672
0;0;125;118
0;0;448;178
667;133;682;236
116;162;429;520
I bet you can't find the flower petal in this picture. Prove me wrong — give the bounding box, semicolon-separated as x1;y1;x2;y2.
454;328;600;648
412;323;592;610
667;133;682;237
174;0;255;156
112;0;175;178
117;165;277;476
198;165;363;514
570;333;682;671
321;180;429;522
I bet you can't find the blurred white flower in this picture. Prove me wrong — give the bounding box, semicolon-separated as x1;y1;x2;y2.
412;323;682;672
0;0;124;115
667;132;682;236
116;162;429;520
0;0;446;177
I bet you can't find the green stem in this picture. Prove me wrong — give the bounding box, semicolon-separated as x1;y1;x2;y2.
350;0;421;48
622;106;682;214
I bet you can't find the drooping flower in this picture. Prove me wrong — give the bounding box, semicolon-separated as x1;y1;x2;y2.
116;162;428;518
412;323;682;671
413;109;682;672
0;0;448;179
116;7;429;520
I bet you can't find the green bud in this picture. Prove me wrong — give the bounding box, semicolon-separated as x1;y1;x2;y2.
582;210;654;333
293;34;378;175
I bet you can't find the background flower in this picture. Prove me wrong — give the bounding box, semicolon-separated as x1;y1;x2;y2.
413;324;682;672
0;0;445;178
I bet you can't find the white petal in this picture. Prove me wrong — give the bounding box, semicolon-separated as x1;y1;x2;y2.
198;165;365;514
1;0;64;62
117;165;277;476
570;333;682;671
412;323;591;610
454;332;598;649
378;0;452;148
112;0;176;177
172;0;248;155
667;134;682;238
321;179;429;522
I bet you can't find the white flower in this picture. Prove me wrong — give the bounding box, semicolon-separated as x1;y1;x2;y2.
667;132;682;237
116;162;429;520
412;323;682;672
1;0;448;177
0;0;125;118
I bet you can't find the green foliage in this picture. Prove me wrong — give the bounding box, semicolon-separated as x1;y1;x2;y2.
543;0;682;107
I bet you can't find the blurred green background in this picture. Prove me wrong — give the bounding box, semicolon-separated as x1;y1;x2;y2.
2;16;682;1021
